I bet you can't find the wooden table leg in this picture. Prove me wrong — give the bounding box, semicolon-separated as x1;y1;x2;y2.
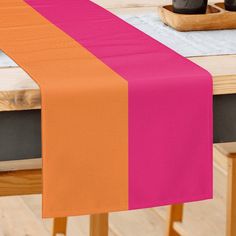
166;204;183;236
90;213;109;236
52;217;67;236
227;157;236;236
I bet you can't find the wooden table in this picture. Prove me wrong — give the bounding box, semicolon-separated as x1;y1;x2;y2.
1;54;236;112
0;3;235;190
0;5;236;236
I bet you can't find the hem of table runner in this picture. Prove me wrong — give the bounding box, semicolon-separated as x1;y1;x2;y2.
128;192;213;212
42;192;212;218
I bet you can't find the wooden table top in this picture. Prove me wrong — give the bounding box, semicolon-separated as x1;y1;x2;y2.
0;6;236;112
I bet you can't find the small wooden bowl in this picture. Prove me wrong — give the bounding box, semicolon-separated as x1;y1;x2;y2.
158;2;236;31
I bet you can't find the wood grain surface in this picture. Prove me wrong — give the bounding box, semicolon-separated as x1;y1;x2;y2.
0;169;42;196
0;54;235;112
0;159;42;172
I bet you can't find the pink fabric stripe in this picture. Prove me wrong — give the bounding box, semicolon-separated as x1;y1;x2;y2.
25;0;213;209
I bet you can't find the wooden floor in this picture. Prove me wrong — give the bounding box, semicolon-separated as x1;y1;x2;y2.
0;147;227;236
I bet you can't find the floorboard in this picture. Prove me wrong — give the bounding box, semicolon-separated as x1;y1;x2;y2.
0;147;227;236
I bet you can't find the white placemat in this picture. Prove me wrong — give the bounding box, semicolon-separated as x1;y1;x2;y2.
1;11;236;67
0;51;17;67
120;13;236;57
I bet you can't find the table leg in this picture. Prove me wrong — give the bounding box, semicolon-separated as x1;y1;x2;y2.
52;217;67;236
90;213;109;236
166;204;183;236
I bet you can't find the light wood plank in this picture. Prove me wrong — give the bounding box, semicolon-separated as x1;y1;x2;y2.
173;222;187;236
0;54;236;112
21;195;53;232
0;89;41;111
109;208;165;236
0;196;49;236
190;56;236;95
215;143;236;158
0;158;42;172
0;67;40;111
0;169;42;196
214;145;228;175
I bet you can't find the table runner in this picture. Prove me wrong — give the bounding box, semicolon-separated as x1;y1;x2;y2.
2;13;236;67
0;0;212;217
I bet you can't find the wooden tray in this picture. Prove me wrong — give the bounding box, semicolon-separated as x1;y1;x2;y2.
158;3;236;31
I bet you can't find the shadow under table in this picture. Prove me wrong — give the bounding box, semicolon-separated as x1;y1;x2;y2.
0;94;236;161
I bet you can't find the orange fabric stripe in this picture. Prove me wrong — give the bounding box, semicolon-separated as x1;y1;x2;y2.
0;0;128;217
